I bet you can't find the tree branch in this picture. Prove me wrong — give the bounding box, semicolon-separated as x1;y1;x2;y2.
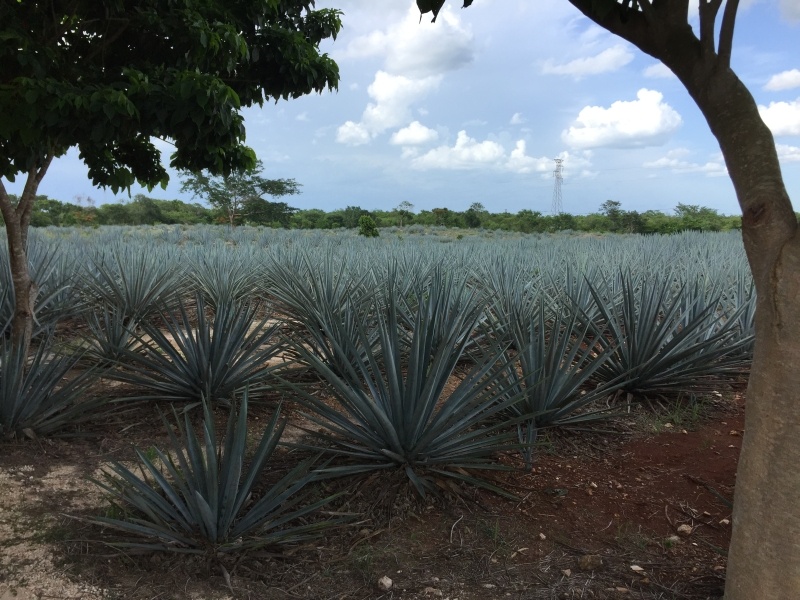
699;0;723;59
718;0;740;69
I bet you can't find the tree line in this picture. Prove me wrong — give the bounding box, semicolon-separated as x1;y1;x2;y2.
14;194;745;235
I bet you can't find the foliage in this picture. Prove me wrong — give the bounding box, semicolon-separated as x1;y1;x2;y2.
289;278;524;498
0;1;342;188
500;302;623;467
265;255;378;381
0;336;98;438
180;160;300;228
108;295;285;406
585;273;752;396
0;236;81;337
90;393;335;556
358;215;379;238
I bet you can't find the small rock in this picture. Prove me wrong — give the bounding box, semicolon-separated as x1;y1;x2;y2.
677;524;693;537
539;532;547;540
578;554;603;571
666;535;681;544
719;518;730;526
589;482;598;489
630;565;646;574
482;583;496;589
423;587;443;597
378;576;393;591
663;422;673;428
615;587;630;594
562;569;572;577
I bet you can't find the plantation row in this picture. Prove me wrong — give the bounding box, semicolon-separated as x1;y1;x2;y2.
0;225;754;555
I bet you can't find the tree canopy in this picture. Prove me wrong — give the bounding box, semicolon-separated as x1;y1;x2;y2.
0;0;342;191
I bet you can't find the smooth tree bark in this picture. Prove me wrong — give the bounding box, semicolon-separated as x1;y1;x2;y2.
560;2;799;598
0;155;53;354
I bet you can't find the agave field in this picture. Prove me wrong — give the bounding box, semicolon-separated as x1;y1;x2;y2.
0;225;753;599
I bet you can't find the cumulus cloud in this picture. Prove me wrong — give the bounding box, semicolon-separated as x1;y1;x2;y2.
340;6;473;77
412;131;505;170
643;63;674;79
758;98;800;135
410;132;593;176
541;45;634;79
643;149;728;177
336;121;371;146
777;143;800;162
335;5;473;146
390;121;439;145
562;89;682;149
510;112;526;125
506;141;552;174
765;69;800;92
336;71;441;145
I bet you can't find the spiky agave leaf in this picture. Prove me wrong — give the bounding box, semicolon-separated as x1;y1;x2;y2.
266;253;379;381
82;244;181;325
0;335;100;438
89;392;338;555
108;295;286;405
499;301;627;468
289;278;527;498
585;272;751;396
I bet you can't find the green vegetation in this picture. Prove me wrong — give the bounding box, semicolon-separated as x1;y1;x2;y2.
10;194;744;235
90;393;335;557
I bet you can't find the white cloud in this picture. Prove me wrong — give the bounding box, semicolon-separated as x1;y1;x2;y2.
336;71;441;145
412;131;506;170
510;112;526;125
390;121;439;145
335;5;473;146
296;112;309;122
336;121;371;146
777;143;800;162
562;89;683;149
410;133;594;176
340;5;474;78
765;69;800;91
643;63;674;79
758;98;800;135
541;45;634;79
506;141;553;174
643;149;728;177
779;0;800;21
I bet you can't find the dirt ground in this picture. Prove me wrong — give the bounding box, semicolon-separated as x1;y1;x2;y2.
0;390;742;600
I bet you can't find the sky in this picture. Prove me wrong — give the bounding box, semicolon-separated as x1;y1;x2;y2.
6;0;800;216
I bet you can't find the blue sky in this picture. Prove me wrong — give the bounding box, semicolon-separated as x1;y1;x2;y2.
7;0;800;216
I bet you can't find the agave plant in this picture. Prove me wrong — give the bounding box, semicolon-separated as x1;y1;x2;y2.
585;273;751;396
108;295;286;405
0;336;99;438
90;392;336;555
266;254;379;380
0;238;81;337
188;248;263;309
290;280;525;498
499;302;625;468
82;244;182;325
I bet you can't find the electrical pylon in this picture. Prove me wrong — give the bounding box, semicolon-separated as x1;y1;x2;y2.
552;158;564;215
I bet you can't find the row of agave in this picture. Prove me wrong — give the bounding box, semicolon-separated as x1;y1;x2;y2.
0;227;754;558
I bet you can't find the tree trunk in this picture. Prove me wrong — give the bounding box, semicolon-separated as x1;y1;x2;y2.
0;157;53;355
559;3;799;596
664;58;800;600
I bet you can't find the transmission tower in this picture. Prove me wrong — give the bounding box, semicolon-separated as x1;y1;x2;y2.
551;158;564;215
